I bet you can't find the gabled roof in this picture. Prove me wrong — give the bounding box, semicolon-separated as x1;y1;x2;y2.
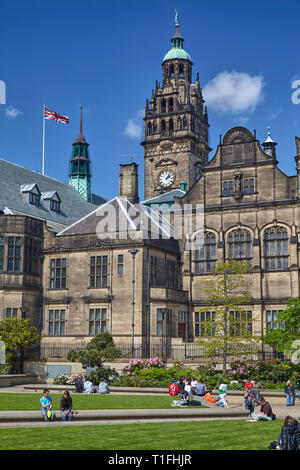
0;158;106;229
57;196;174;239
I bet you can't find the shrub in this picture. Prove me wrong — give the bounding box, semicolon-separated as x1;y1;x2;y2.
89;367;119;386
0;363;11;375
53;375;69;385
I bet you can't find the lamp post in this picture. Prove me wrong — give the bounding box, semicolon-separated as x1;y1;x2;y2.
160;308;168;365
128;249;140;358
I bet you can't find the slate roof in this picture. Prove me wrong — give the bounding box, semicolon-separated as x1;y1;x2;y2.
57;196;174;239
0;158;106;229
142;189;186;205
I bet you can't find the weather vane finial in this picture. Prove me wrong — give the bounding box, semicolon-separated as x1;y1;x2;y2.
175;9;179;27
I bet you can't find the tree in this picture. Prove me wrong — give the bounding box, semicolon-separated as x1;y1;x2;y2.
0;318;41;373
196;259;261;374
67;332;122;369
264;298;300;357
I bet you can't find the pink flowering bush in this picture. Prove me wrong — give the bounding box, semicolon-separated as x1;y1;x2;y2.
122;357;164;376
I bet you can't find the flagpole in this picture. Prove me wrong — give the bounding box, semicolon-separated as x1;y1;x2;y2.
42;104;45;175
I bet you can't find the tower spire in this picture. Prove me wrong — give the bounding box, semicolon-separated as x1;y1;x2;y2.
69;107;92;202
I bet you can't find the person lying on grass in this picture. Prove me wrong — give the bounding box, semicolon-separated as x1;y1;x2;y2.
40;389;54;422
203;390;226;407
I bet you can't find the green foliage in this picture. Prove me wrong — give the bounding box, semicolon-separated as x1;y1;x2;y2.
264;298;300;353
67;332;122;369
0;363;11;375
196;260;261;373
89;367;119;386
0;318;41;370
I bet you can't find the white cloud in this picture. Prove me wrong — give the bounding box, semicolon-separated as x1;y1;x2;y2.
203;71;264;114
123;109;144;139
5;106;23;119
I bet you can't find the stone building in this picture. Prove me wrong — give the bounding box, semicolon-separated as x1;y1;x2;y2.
0;16;299;364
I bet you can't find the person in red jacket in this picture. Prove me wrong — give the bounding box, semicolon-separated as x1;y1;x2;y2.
168;381;179;396
245;380;254;391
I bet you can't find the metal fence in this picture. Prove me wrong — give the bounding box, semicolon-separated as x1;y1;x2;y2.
24;341;289;363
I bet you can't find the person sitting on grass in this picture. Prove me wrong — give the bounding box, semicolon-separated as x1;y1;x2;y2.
278;416;300;450
195;379;207;397
60;390;73;422
250;396;274;421
171;389;190;407
202;389;223;407
98;379;110;394
40;389;54;422
84;376;93;394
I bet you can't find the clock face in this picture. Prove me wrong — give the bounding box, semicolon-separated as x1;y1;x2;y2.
159;170;175;188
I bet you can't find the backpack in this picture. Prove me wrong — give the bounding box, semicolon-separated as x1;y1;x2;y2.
268;441;278;450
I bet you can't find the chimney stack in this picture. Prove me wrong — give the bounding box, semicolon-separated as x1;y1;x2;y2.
119;163;139;204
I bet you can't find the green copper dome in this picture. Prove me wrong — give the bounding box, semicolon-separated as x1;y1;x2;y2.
162;15;191;63
163;47;191;62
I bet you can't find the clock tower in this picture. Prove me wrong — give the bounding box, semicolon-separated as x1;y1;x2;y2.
142;14;211;200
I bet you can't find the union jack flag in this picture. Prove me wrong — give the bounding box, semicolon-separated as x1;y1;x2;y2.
44;106;70;124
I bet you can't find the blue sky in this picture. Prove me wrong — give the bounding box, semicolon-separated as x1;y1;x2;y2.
0;0;299;200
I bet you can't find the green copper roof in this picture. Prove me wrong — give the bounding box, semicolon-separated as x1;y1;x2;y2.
162;19;191;63
163;47;191;62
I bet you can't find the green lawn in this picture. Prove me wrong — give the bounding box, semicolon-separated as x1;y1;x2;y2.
0;420;282;450
0;393;199;411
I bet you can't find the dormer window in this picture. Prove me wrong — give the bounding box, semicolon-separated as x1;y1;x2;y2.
50;200;60;212
41;191;61;212
20;183;41;206
29;192;40;205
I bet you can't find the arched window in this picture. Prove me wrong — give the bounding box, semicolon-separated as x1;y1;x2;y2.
147;122;152;136
169;118;174;132
179;64;184;78
183;117;188;130
194;232;217;273
161;99;166;113
227;229;252;263
169;64;175;78
161;120;166;134
168;98;173;112
153;122;157;134
264;226;288;270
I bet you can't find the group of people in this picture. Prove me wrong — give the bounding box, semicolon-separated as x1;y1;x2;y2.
40;389;74;422
74;374;110;395
168;377;229;408
40;375;110;422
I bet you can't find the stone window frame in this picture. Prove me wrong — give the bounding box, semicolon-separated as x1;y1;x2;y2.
244;178;255;194
6;307;18;318
229;310;253;336
263;225;289;271
48;309;66;336
226;227;252;264
194;231;217;274
90;255;108;288
266;309;284;330
49;258;67;289
7;236;22;273
194;311;216;337
88;308;107;336
156;308;172;337
223;180;234;196
117;254;124;275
